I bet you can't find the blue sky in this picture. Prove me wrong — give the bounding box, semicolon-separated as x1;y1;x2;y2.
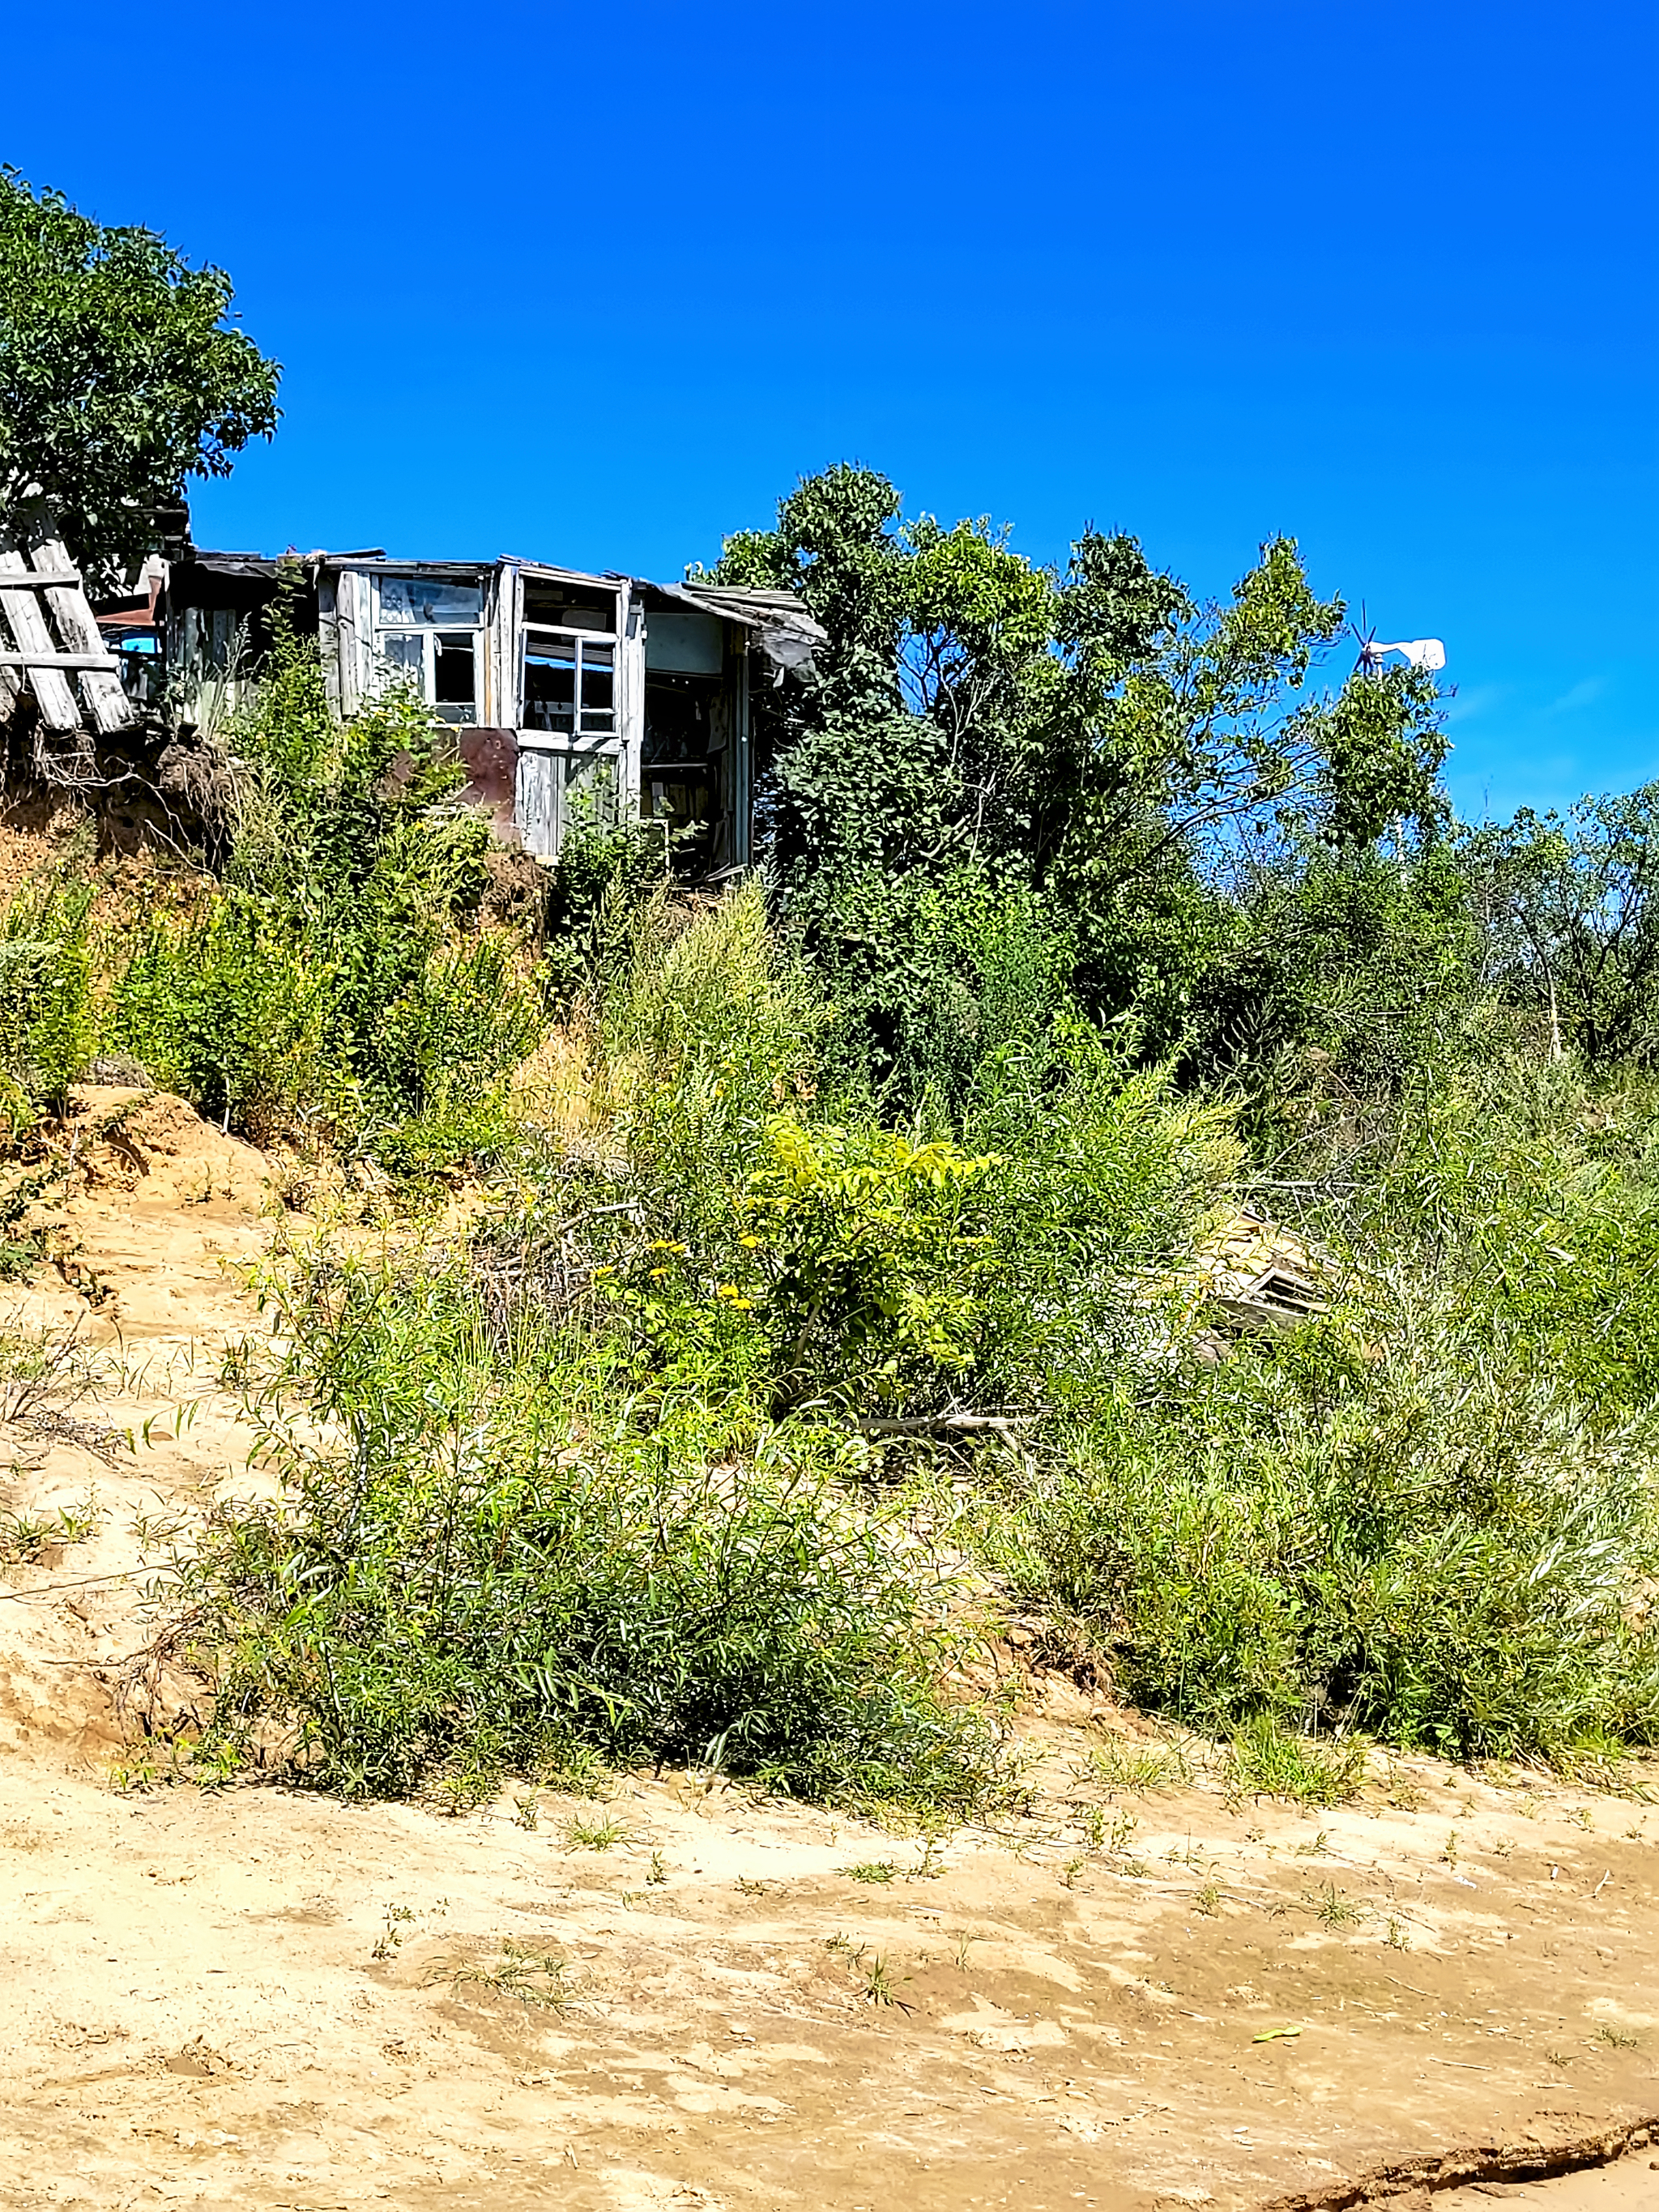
7;1;1654;820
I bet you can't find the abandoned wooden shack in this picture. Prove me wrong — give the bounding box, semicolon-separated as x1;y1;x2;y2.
136;548;824;872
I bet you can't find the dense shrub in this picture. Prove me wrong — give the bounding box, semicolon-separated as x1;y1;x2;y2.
177;1247;1007;1814
2;595;545;1171
983;1060;1659;1763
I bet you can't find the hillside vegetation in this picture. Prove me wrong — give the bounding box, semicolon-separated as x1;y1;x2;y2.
6;475;1659;1813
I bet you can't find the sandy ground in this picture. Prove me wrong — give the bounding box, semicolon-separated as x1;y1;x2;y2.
2;1089;1657;2211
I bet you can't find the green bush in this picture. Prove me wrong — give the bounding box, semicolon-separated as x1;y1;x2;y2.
113;901;335;1142
545;895;1230;1421
991;1264;1659;1763
176;1247;1005;1814
807;867;1073;1115
98;599;544;1166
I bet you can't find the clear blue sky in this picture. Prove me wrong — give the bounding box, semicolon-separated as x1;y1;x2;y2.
8;1;1655;820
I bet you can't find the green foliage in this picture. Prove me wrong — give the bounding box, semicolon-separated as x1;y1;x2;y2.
1226;1714;1366;1806
107;596;539;1166
591;877;830;1187
987;1071;1659;1763
1358;1053;1659;1422
49;452;1659;1805
811;868;1073;1111
1465;785;1659;1066
560;892;1230;1421
175;1247;1006;1816
1188;840;1483;1151
0;876;97;1115
113;901;331;1142
536;811;676;1020
735;1116;1002;1410
0;167;279;591
710;468;1450;1122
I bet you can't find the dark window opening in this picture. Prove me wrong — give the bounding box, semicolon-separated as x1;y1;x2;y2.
433;631;478;719
524;638;577;735
522;578;618;632
645;670;726;876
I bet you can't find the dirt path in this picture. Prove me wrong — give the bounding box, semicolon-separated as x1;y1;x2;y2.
2;1752;1656;2210
2;1092;1657;2210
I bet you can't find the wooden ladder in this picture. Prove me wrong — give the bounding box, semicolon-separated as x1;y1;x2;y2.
0;497;134;778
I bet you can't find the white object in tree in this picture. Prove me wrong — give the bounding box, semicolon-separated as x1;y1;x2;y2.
1362;637;1446;672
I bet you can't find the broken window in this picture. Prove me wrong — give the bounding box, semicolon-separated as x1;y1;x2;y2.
522;633;616;735
523;638;577;733
379;631;424;683
372;573;485;722
377;577;483;626
433;631;477;708
522;578;617;632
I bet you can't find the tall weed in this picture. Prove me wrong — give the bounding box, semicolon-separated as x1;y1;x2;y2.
0;876;97;1116
992;1288;1659;1761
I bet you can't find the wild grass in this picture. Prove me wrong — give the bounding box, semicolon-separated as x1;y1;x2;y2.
433;1941;577;2011
1228;1717;1367;1808
0;1498;100;1564
563;1809;632;1851
983;1214;1659;1763
1086;1736;1193;1793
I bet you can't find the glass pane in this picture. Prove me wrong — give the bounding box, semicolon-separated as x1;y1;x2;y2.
579;642;615;733
377;574;484;625
378;631;425;686
434;631;477;712
523;638;577;733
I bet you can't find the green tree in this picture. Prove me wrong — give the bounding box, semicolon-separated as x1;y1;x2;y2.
706;467;1452;1098
1464;786;1659;1066
0;168;279;592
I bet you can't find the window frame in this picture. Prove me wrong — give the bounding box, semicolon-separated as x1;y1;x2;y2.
520;614;620;741
370;572;487;724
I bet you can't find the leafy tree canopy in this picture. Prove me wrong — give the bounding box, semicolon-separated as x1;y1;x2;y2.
704;466;1455;1100
707;465;1448;905
0;168;280;593
1464;786;1659;1067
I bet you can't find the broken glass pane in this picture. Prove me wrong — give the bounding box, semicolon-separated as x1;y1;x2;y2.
522;579;618;632
378;632;425;685
434;631;478;715
377;575;484;625
579;642;615;731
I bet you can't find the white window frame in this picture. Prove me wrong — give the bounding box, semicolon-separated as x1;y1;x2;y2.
372;573;486;723
519;614;620;742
